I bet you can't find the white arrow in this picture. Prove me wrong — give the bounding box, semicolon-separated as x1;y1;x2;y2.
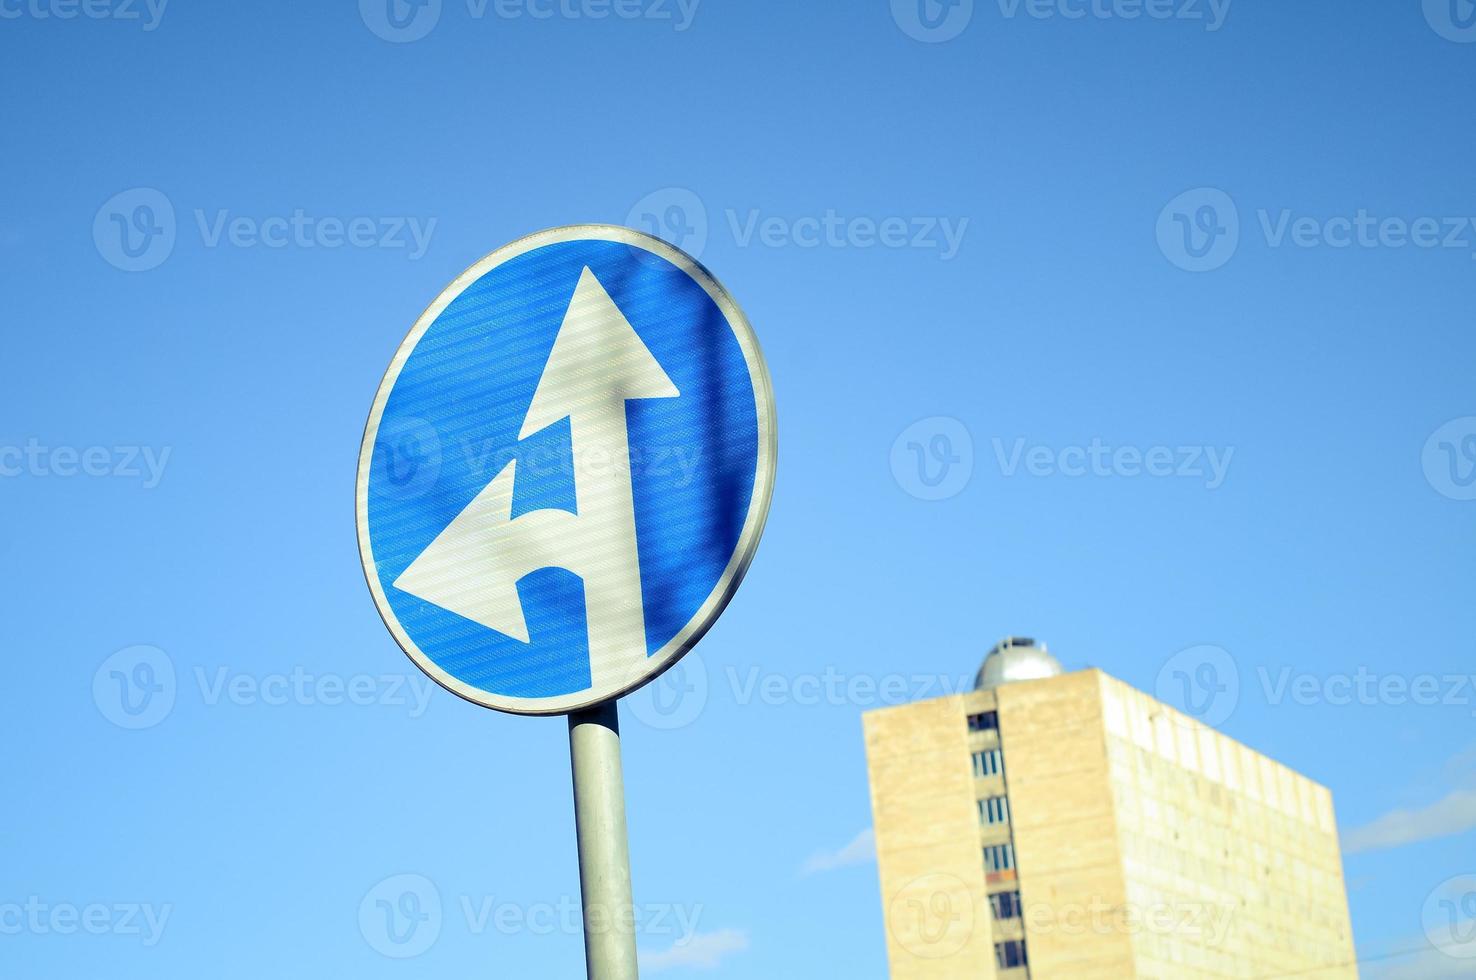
393;267;680;691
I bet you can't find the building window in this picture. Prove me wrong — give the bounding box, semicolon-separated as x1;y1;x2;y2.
967;711;998;732
979;795;1010;825
972;748;1003;778
983;843;1015;873
990;890;1023;920
995;939;1028;969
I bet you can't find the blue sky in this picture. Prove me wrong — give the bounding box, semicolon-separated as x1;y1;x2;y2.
3;1;1475;976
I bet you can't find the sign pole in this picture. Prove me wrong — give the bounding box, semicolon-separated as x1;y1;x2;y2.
569;701;640;979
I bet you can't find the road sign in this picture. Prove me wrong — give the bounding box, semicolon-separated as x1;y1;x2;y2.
356;225;776;716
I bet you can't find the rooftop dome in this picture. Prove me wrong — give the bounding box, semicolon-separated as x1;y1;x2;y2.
974;636;1064;691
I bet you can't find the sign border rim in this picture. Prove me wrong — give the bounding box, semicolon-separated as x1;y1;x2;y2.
355;224;777;716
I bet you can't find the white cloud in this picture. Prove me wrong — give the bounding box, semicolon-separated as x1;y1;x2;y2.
800;827;876;876
639;929;750;972
1344;789;1476;854
1443;742;1476;783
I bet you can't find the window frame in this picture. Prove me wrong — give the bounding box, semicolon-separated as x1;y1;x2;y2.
967;710;999;732
983;843;1015;873
971;748;1003;778
990;890;1023;920
994;939;1029;969
979;795;1010;825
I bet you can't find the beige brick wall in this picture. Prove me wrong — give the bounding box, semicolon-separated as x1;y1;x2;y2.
1098;673;1358;979
996;670;1137;978
864;693;997;978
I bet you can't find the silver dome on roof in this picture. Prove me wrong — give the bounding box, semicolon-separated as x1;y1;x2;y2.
974;637;1063;691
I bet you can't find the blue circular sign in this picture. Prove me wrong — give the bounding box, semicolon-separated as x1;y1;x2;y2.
357;226;776;715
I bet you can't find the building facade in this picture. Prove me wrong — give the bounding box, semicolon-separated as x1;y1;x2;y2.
863;638;1358;979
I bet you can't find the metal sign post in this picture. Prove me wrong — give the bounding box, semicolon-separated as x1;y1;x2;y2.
357;225;775;979
569;702;638;979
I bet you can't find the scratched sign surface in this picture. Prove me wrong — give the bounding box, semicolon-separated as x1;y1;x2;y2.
356;226;776;715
